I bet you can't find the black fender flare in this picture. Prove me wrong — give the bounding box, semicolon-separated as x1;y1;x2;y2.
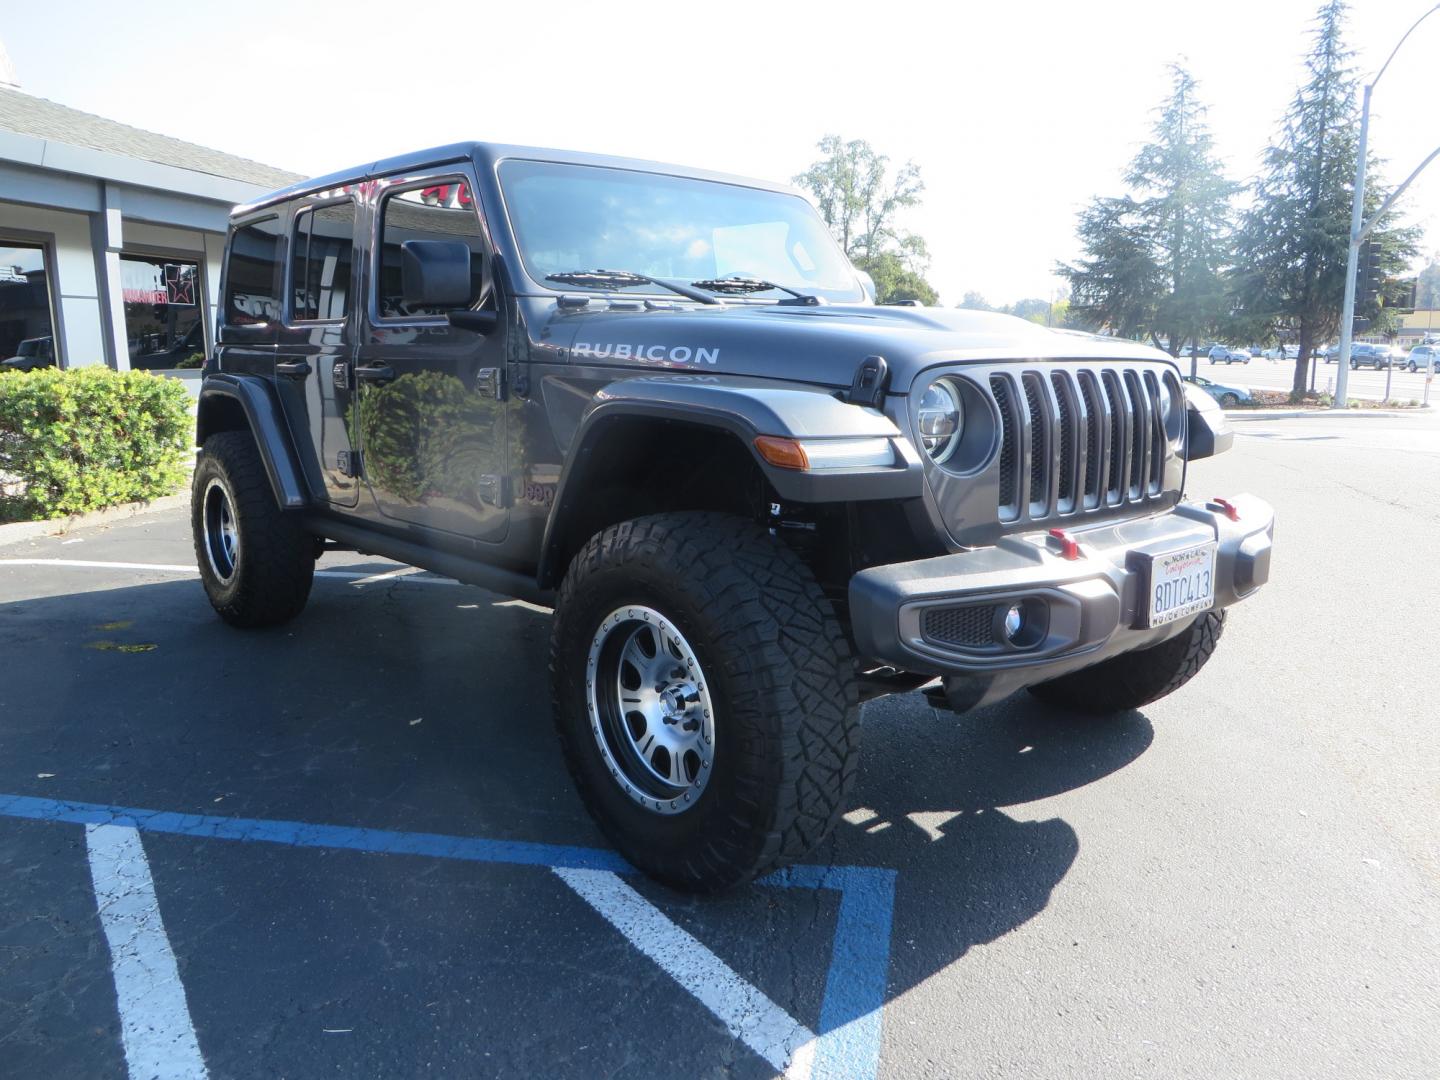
195;374;309;510
535;375;923;587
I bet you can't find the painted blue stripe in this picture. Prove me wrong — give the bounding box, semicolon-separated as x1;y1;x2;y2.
2;792;896;1079
811;866;898;1080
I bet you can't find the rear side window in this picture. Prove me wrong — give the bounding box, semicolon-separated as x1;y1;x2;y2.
223;217;282;326
290;202;355;322
375;184;488;319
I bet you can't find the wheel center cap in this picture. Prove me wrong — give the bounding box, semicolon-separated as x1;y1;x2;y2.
660;683;697;722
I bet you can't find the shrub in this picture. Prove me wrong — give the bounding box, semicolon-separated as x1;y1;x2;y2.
0;366;192;522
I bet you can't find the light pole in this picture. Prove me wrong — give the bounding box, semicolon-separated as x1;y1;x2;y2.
1334;3;1440;408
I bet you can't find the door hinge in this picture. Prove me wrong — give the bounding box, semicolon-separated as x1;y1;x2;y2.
477;474;510;507
333;359;350;391
337;450;363;477
476;367;506;400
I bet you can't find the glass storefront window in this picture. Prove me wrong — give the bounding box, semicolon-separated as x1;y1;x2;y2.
0;242;57;372
122;253;204;370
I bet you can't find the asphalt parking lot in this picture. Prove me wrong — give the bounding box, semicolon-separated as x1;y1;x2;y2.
2;409;1438;1079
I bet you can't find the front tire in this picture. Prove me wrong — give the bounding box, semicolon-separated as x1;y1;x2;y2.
191;431;315;628
550;512;860;892
1219;393;1240;407
1028;611;1225;715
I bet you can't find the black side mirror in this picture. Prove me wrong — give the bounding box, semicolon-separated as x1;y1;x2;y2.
401;240;473;308
1182;382;1234;460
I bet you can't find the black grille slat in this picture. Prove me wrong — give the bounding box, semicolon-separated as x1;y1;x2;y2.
1022;376;1046;513
1101;372;1125;503
921;604;997;648
1051;373;1075;510
990;375;1020;520
1123;371;1147;498
1078;371;1103;508
1144;372;1165;492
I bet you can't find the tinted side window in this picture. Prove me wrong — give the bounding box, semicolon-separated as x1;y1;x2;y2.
223;217;281;326
376;185;488;319
291;202;355;322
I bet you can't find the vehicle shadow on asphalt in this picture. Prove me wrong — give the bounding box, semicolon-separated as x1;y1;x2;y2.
0;567;1153;1021
833;690;1152;999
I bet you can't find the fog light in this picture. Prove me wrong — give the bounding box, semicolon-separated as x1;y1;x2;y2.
1003;604;1024;641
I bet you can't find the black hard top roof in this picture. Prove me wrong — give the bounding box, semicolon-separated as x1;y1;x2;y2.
231;141;798;218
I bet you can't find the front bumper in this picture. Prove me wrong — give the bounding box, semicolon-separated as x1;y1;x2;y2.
849;493;1274;709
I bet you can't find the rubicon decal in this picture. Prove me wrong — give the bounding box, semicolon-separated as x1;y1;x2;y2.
572;342;720;365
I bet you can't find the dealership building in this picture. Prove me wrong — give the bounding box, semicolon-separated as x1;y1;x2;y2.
0;49;298;376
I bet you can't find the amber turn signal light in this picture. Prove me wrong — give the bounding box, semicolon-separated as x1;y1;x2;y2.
753;436;809;470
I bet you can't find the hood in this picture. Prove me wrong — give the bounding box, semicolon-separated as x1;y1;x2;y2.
534;300;1171;391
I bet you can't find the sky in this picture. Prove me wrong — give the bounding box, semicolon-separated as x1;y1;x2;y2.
3;0;1436;306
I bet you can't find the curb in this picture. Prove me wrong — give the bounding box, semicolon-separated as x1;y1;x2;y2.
0;493;189;549
1226;406;1432;421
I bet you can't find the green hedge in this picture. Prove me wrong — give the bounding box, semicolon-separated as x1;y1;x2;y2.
0;367;192;522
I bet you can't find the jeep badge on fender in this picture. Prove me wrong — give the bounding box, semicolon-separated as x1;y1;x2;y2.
192;142;1274;892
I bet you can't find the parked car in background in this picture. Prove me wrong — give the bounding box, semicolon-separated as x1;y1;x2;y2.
1261;345;1299;360
1404;344;1437;373
1183;373;1253;408
1208;344;1252;365
0;335;56;371
1349;343;1397;369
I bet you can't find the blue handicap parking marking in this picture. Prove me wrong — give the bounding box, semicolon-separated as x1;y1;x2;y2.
1;792;896;1080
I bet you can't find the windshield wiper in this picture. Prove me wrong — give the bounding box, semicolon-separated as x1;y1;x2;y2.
544;269;720;305
689;277;822;306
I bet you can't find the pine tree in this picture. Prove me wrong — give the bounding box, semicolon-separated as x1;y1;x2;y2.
1233;0;1419;397
1059;65;1236;355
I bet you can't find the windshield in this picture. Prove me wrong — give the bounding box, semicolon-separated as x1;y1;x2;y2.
498;159;865;303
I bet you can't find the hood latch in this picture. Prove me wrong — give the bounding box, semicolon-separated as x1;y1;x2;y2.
846;355;890;408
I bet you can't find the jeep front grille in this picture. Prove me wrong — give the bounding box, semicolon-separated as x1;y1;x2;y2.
988;364;1177;525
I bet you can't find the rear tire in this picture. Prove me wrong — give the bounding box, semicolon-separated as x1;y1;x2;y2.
550;512;860;892
1028;611;1225;715
1219;393;1240;407
191;431;315;628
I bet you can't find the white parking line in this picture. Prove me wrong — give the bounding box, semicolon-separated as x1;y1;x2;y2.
86;823;208;1080
0;558;462;586
554;867;817;1080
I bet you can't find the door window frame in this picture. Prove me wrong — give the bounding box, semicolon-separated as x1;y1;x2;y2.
218;211;284;344
366;169;493;331
285;195;358;328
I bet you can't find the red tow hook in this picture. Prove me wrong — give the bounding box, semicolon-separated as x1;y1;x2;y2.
1210;497;1241;522
1047;527;1082;560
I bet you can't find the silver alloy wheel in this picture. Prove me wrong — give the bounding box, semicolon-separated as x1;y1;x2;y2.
201;477;240;584
586;606;716;815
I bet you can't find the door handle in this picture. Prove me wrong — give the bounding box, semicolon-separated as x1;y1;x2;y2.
275;360;311;377
355;363;396;383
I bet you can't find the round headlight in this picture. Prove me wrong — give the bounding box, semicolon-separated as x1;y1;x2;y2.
917;380;963;464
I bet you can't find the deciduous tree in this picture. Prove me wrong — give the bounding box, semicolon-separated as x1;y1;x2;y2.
795;136;939;304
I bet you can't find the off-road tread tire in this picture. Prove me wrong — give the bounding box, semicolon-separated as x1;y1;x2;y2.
550;512;860;892
1028;610;1225;715
192;431;314;628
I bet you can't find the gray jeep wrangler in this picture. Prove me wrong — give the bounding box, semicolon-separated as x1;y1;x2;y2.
193;142;1274;891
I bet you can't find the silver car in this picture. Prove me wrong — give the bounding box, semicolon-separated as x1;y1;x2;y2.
1404;345;1438;373
1184;373;1253;408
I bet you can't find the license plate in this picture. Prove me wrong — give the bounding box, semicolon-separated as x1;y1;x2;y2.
1145;542;1218;627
